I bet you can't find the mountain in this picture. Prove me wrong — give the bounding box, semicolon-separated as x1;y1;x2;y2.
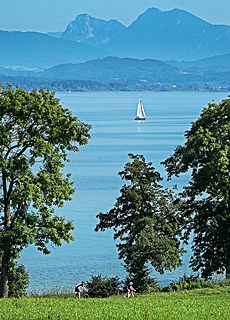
61;14;126;46
35;55;230;87
51;8;230;62
1;8;230;71
3;54;230;85
38;56;180;82
1;56;230;92
104;8;230;61
0;30;107;69
0;66;18;76
166;53;230;73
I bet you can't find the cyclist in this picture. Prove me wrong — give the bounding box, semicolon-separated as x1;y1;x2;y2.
125;282;136;298
75;281;88;299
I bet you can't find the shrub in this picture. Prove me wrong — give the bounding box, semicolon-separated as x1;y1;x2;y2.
0;261;30;298
147;277;159;293
170;282;180;291
86;274;121;298
179;277;189;290
161;285;172;292
179;274;200;290
200;279;207;288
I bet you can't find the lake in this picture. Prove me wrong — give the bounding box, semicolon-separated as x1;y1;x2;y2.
19;91;230;292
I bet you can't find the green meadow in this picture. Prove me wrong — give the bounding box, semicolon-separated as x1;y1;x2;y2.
1;287;230;320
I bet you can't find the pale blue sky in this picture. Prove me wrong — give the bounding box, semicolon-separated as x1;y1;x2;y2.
1;0;230;33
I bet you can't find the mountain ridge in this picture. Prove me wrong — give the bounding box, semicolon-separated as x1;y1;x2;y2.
37;56;180;81
1;54;230;85
0;30;108;69
39;8;230;63
61;14;126;46
1;8;230;70
103;7;230;61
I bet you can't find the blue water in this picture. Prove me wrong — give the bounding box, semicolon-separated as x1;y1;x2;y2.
19;91;230;292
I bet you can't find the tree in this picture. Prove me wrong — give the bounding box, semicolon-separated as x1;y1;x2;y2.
95;154;184;290
0;85;91;297
162;97;230;279
0;260;30;297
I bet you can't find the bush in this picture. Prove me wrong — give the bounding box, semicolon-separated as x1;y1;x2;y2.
200;279;207;288
86;275;121;298
179;277;189;290
179;274;199;290
161;285;172;292
170;282;180;291
0;261;29;297
147;277;159;293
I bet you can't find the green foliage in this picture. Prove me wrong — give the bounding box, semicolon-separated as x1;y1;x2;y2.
95;154;185;289
162;97;230;279
0;261;29;297
170;282;180;291
160;275;230;293
8;262;29;297
0;85;91;297
86;274;121;298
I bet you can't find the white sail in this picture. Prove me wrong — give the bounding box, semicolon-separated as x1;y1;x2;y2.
135;97;146;120
141;101;146;118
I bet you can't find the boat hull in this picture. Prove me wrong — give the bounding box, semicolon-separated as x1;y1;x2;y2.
135;116;146;120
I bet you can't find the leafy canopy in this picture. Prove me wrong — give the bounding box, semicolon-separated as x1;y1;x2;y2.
162;97;230;278
0;85;91;297
95;154;184;289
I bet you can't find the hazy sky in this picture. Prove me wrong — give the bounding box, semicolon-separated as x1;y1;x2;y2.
1;0;230;33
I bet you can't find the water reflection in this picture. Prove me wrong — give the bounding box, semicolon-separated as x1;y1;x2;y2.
137;121;144;132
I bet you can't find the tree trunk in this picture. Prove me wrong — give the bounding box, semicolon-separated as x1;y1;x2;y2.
1;252;9;298
226;263;230;279
1;172;11;298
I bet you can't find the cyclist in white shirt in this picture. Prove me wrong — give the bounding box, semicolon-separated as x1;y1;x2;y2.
125;282;136;298
75;281;88;299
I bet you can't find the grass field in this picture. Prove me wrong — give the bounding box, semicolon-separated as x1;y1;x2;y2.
0;287;230;320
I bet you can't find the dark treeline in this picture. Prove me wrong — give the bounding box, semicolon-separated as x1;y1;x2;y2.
0;74;230;92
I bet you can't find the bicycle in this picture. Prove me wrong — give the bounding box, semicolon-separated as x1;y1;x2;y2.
121;290;137;298
81;291;89;298
73;291;89;299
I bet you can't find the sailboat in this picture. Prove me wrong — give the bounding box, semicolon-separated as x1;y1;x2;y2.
135;97;146;120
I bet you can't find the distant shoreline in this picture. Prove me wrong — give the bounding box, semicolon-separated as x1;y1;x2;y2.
1;76;230;93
